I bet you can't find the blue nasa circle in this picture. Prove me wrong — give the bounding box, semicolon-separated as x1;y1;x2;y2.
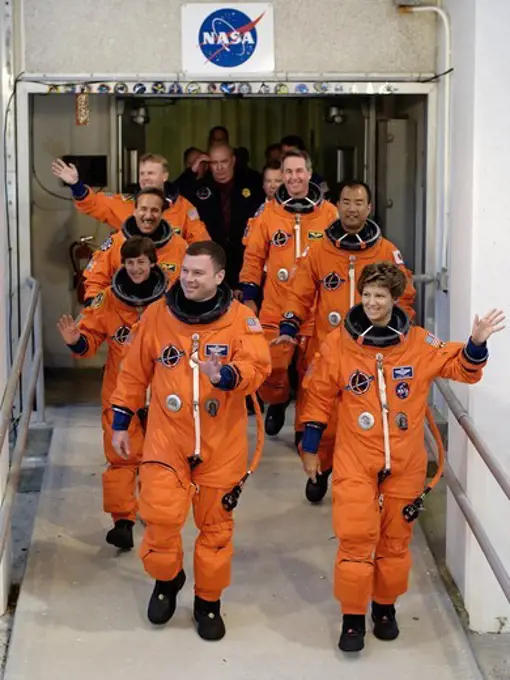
199;8;259;68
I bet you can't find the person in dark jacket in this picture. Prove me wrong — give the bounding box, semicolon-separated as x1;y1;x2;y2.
178;144;265;291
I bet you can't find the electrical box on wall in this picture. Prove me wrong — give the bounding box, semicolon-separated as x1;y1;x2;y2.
61;155;108;188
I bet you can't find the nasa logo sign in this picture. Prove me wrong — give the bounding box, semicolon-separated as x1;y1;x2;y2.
199;8;260;68
182;4;274;75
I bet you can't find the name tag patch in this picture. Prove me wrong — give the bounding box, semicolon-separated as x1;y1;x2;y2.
392;366;414;380
205;344;229;357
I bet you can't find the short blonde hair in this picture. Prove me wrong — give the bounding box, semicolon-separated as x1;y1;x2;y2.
139;153;169;173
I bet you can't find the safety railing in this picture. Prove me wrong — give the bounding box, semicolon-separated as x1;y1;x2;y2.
427;378;510;602
0;277;45;563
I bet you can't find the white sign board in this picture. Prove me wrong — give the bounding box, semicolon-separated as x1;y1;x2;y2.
181;4;275;77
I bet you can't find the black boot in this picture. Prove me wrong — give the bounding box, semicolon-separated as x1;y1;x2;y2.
106;519;134;550
372;602;399;641
193;596;226;641
147;570;186;625
338;614;366;652
305;468;332;504
265;403;287;436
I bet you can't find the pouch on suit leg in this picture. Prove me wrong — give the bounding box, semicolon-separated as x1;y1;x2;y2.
193;486;234;602
138;463;194;582
333;477;381;615
372;495;414;605
102;408;144;522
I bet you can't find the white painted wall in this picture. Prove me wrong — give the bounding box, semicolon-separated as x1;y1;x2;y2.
31;95;112;368
444;0;510;633
22;0;437;75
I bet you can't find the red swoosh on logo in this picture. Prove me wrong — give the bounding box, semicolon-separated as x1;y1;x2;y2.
200;12;265;65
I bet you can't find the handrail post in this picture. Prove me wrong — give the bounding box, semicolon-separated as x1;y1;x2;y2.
33;290;45;424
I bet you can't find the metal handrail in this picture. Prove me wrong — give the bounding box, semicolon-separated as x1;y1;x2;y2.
0;277;45;562
424;425;510;603
427;378;510;603
435;378;510;501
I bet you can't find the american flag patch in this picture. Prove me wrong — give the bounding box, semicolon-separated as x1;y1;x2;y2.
246;317;263;333
425;332;443;348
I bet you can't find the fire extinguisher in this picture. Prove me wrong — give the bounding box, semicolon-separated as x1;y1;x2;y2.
69;236;95;305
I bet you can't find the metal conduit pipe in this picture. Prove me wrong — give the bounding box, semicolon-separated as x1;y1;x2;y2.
435;379;510;501
398;4;452;286
424;426;510;602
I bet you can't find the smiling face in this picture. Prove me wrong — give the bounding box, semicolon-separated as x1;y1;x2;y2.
133;193;164;234
338;184;371;233
361;284;394;327
124;254;152;284
180;253;225;302
263;168;283;199
138;161;168;190
282;155;311;198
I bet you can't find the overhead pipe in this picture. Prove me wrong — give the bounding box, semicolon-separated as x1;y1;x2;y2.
398;4;452;290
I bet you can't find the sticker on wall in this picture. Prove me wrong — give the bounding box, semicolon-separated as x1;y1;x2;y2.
186;82;201;94
274;83;289;94
78;84;92;94
168;83;183;94
63;84;76;94
47;84;60;93
313;82;328;93
207;83;218;94
294;83;309;94
133;83;147;94
334;84;344;93
238;82;252;94
259;82;270;94
152;81;166;94
97;83;111;93
350;84;359;95
220;82;236;95
114;82;128;94
379;83;397;95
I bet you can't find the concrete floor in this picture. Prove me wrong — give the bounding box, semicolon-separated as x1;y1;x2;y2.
2;403;485;680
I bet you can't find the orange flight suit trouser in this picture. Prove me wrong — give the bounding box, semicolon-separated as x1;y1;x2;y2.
332;477;415;614
259;324;314;433
138;463;234;602
102;408;144;523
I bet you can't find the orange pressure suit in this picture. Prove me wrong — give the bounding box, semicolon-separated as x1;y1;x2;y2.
242;199;271;247
68;265;167;522
239;183;338;407
83;217;187;301
73;184;210;244
300;303;487;615
279;219;416;469
110;282;271;601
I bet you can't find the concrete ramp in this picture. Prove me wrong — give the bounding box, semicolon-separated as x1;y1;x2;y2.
3;406;482;680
